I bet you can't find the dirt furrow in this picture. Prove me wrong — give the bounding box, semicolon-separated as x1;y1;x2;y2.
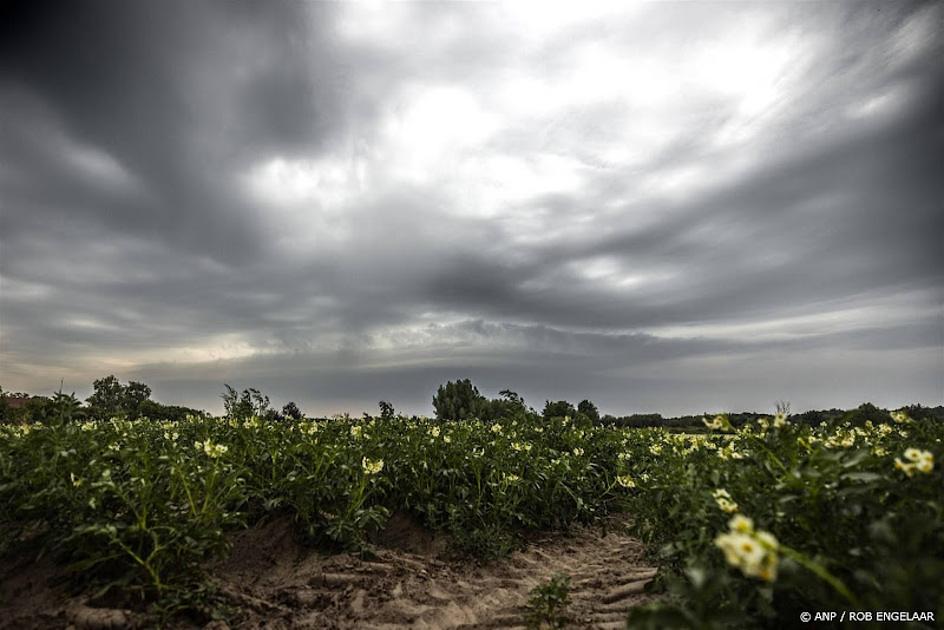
0;514;657;629
207;513;656;629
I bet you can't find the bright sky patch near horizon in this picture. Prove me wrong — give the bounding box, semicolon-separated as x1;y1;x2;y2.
1;1;942;416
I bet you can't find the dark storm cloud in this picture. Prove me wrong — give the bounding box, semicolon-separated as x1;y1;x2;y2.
0;0;351;261
1;1;941;414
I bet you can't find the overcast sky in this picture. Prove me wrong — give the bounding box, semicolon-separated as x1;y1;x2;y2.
1;1;942;417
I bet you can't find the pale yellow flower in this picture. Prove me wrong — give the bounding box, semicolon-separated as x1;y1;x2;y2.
729;514;754;534
896;448;933;477
890;410;911;424
703;415;725;430
715;516;779;583
362;457;384;475
755;530;778;551
617;474;636;488
197;440;228;458
712;489;739;513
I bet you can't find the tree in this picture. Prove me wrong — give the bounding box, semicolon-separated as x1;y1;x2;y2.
123;381;152;418
50;388;85;423
221;385;274;420
577;399;600;423
378;400;395;420
488;389;530;420
282;401;303;421
433;379;488;421
85;375;152;419
841;402;891;426
543;400;576;420
87;375;125;418
498;390;525;408
0;387;9;421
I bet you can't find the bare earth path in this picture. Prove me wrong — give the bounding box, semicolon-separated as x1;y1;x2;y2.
1;515;657;629
208;514;657;629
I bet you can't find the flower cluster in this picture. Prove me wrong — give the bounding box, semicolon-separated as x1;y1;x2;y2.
362;457;384;475
894;448;934;477
714;515;779;582
823;429;857;449
717;443;745;461
195;440;228;458
890;410;912;424
703;414;731;431
616;474;636;488
712;488;739;513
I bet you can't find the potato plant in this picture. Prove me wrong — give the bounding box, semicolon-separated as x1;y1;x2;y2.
624;413;943;628
1;409;940;628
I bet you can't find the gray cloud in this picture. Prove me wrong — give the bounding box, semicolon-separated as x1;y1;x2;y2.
1;1;941;415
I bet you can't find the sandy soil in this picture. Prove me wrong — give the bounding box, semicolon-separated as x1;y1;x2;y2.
0;514;657;629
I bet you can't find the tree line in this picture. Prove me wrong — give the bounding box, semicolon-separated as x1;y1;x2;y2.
2;376;941;428
0;376;205;424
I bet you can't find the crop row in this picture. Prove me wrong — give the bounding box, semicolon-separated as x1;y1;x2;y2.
1;411;940;627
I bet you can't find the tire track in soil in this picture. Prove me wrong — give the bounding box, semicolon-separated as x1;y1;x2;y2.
214;514;657;629
0;515;657;629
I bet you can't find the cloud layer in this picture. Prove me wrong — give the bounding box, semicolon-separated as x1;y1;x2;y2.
2;1;942;415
